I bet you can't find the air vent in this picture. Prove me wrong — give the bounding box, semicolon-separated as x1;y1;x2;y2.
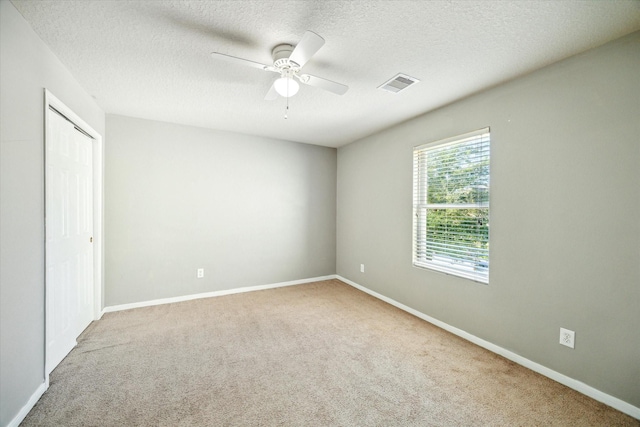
378;73;420;93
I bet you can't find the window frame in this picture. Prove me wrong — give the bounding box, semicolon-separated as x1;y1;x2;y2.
412;128;490;284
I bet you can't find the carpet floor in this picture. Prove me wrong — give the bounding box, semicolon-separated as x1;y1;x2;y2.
22;279;638;426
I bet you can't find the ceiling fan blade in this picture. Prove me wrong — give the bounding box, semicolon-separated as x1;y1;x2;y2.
289;31;325;68
299;74;348;95
264;81;279;101
210;52;273;71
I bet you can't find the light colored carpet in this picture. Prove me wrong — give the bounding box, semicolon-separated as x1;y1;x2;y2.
22;279;638;426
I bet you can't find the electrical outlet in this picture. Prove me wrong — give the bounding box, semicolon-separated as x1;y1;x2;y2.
197;268;204;279
360;264;365;273
559;328;575;349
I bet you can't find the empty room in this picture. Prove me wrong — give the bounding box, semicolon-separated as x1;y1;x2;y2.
1;0;639;425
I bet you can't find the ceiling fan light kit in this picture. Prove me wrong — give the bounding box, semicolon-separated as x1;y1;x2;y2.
211;30;348;103
274;76;299;97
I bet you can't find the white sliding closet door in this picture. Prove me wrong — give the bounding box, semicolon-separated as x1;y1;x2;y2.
45;108;94;374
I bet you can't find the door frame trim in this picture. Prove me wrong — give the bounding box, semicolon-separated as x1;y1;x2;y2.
44;89;103;378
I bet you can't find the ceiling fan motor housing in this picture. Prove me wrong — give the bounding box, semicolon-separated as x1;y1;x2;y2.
272;44;299;70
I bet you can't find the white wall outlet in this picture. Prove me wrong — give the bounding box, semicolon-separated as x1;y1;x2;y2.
560;328;575;348
360;264;365;273
197;268;204;279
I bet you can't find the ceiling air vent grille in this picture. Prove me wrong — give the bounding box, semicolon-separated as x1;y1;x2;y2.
378;73;420;93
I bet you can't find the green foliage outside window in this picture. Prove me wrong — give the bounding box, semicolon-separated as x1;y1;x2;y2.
426;142;489;267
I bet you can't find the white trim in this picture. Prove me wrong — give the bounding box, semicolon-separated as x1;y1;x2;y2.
6;382;48;427
336;275;640;420
102;275;338;314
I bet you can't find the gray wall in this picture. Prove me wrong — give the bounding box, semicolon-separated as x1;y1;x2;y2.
105;115;336;306
337;32;640;407
0;2;105;425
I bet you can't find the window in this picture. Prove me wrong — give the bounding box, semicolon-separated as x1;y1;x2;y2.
413;128;490;283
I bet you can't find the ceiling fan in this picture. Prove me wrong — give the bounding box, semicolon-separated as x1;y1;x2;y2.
210;31;348;100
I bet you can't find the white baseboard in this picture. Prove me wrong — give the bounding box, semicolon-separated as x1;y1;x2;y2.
102;275;337;314
7;381;47;427
336;275;640;420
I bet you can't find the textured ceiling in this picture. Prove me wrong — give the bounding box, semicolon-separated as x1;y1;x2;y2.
11;0;640;147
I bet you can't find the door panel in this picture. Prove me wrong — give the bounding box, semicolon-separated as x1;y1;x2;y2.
46;109;94;374
74;129;93;335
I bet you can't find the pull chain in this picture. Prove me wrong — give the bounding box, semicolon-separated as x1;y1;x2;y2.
285;95;289;119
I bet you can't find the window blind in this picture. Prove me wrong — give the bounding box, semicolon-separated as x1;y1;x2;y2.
413;128;490;283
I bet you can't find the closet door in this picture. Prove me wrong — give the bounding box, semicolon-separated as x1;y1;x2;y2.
45;108;94;374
